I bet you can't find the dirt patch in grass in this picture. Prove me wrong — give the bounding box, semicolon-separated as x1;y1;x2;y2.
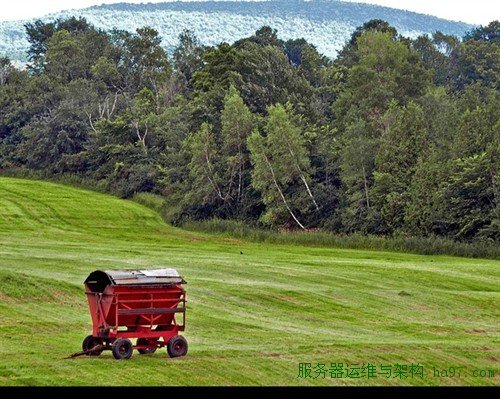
276;294;301;305
466;329;487;334
260;353;283;358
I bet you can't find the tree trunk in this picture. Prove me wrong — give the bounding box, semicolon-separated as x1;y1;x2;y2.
86;112;97;133
283;137;320;210
264;154;305;230
300;174;320;210
237;142;243;203
134;121;148;155
203;144;224;200
362;166;370;209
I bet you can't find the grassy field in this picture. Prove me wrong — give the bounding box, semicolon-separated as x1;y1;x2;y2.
0;177;498;386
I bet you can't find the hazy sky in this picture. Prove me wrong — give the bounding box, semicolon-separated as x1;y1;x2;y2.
0;0;498;25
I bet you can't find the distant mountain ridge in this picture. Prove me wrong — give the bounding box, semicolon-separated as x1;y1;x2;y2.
0;0;474;62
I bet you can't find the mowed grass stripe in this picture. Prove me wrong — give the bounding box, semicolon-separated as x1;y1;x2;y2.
0;177;498;386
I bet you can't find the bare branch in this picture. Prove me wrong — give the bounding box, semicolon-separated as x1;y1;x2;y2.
86;112;98;133
143;121;148;143
109;92;119;119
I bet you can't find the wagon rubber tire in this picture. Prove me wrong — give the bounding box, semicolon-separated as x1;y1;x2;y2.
167;335;188;358
137;338;157;354
112;338;133;360
82;335;103;356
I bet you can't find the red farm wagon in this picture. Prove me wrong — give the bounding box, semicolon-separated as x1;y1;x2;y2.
82;269;187;360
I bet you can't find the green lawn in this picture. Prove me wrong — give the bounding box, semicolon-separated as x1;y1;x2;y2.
0;177;498;386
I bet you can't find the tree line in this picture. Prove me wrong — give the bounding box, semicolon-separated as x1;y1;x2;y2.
0;18;498;243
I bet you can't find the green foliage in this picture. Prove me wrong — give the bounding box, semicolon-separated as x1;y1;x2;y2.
464;20;500;44
24;17;93;72
220;85;255;210
187;122;222;204
412;32;462;87
248;104;317;229
370;101;429;233
458;39;500;89
181;85;257;220
173;29;205;84
132;191;166;212
0;17;498;246
437;153;498;240
453;105;496;157
191;43;241;126
404;153;445;236
234;25;282;49
121;27;172;95
338;19;399;68
45;30;87;82
335;30;432;234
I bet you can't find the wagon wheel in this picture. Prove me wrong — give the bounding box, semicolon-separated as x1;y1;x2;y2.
82;335;103;356
167;335;188;358
111;338;133;360
137;338;158;354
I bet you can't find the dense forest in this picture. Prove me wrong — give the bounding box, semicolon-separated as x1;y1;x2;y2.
0;18;498;243
0;0;472;62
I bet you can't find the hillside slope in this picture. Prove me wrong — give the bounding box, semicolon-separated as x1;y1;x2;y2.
0;177;498;386
0;0;473;62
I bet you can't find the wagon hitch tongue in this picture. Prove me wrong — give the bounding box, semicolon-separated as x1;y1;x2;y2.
65;344;103;359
